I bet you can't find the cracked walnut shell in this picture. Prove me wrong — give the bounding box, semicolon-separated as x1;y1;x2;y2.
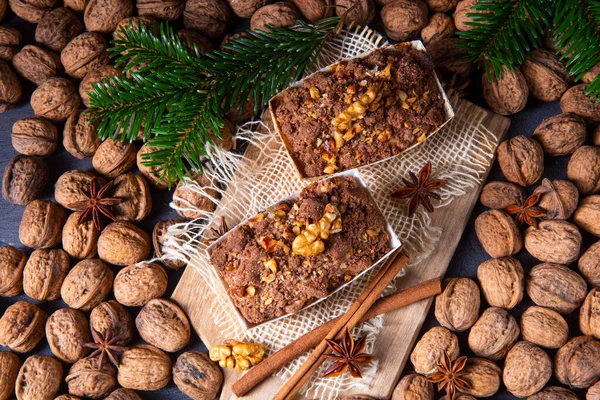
574;195;600;237
84;0;133;34
183;0;231;39
209;340;264;370
497;135;544;187
16;355;62;400
0;351;20;400
0;246;27;297
23;248;70;302
113;262;168;306
35;7;83;52
520;305;569;349
568;146;600;195
524;220;581;264
62;211;100;259
555;336;600;388
251;2;301;31
45;308;91;363
561;84;600;124
434;278;480;332
0;301;47;353
477;257;524;309
92;139;137;179
19;200;67;249
112;173;152;222
66;356;117;398
468;307;519;361
2;154;48;205
61;258;113;311
64;110;102;159
410;326;459;375
382;0;428;42
11;117;57;156
174;351;223;400
579;240;600;287
580;288;600;339
61;32;109;79
475;209;522;258
527;263;587;314
90;300;134;346
533;113;587;156
12;45;61;86
391;373;433;400
459;357;501;398
98;221;151;266
533;179;579;220
136;299;191;352
503;341;552;398
31;77;80;122
118;345;172;391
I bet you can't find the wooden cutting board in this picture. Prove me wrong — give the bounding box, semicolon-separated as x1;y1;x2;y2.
172;99;511;399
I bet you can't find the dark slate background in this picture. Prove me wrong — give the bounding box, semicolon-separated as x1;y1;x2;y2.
0;8;594;400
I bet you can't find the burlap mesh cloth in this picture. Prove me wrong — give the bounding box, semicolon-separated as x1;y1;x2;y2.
163;25;499;399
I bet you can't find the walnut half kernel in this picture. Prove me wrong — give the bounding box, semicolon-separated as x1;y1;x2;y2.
292;204;342;257
209;340;264;370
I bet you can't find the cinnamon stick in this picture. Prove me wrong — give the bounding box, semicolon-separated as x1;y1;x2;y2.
232;277;441;397
273;250;408;400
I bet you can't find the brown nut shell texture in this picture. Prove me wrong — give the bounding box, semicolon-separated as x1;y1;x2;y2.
434;278;480;332
468;307;519;361
554;336;600;388
477;257;524;309
503;341;552;398
136;299;191;352
45;308;91;363
35;7;84;52
521;48;571;102
112;173;152;222
84;0;133;34
391;373;433;400
105;388;142;400
381;0;428;42
118;344;172;391
520;305;569;349
61;258;114;311
335;0;375;25
61;32;109;79
475;209;523;258
0;246;27;297
15;355;62;400
173;351;223;400
290;0;333;23
497;135;544;187
589;381;600;400
66;356;117;399
90;300;134;345
0;300;47;353
409;326;459;375
0;59;20;112
528;386;579;400
459;357;501;398
55;170;101;210
136;0;184;20
31;77;80;122
92;139;137;179
533;179;579;220
97;221;151;266
8;0;56;23
12;45;62;86
574;195;600;237
580;288;600;339
153;218;187;269
526;263;587;314
79;65;121;107
250;2;301;32
63;110;102;159
0;26;22;61
0;351;20;400
579;240;600;287
533;113;587;156
567;146;600;195
114;262;168;306
19;200;67;249
2;154;48;206
421;13;455;45
63;211;100;259
561;84;600;124
173;172;218;219
11;117;58;156
183;0;231;39
137;144;168;189
524;220;581;264
482;66;529;116
22;248;70;302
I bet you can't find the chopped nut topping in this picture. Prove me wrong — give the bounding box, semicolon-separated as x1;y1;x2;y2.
292;204;342;256
209;340;264;370
378;61;393;80
309;87;320;100
333;85;379;130
246;285;256;297
259;235;277;253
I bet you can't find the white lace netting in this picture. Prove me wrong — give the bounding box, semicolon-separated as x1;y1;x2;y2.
162;25;499;399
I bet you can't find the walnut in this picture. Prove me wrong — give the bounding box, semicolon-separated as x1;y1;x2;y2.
105;388;142;400
425;38;474;78
583;62;600;84
459;357;501;397
112;173;152;222
524;220;581;264
477;257;524;309
55;395;83;400
0;301;47;353
0;352;20;400
45;308;91;363
64;109;102;159
79;65;121;107
118;344;172;391
421;13;455;45
483;66;529;115
61;32;109;79
568;146;600;195
0;60;20;112
113;262;168;306
579;240;600;287
503;341;552;397
153;218;187;269
8;0;56;22
0;26;21;61
136;299;190;352
92;139;137;178
35;8;83;52
0;246;27;297
533;179;579;220
521;49;571;102
474;209;522;258
137;145;167;189
410;326;459;375
61;259;114;311
178;29;213;54
136;0;184;20
527;262;587;314
251;2;301;31
580;288;600;339
468;307;519;360
391;373;433;400
381;0;428;41
595;125;600;146
453;0;478;31
555;336;600;388
520;305;569;349
0;0;5;20
113;16;155;41
183;0;231;39
97;221;151;266
479;181;524;210
173;172;218;219
12;45;61;85
22;248;70;301
497;135;544;186
434;278;480;332
84;0;133;34
209;340;265;370
64;0;87;12
290;0;332;22
62;211;99;259
31;77;80;122
55;170;102;210
66;357;117;398
335;0;375;25
173;351;223;400
2;155;48;205
528;386;579;400
226;0;271;18
589;381;600;400
11;117;57;156
19;200;67;249
208;117;234;151
90;300;134;345
15;355;62;400
533;113;587;156
561;84;600;124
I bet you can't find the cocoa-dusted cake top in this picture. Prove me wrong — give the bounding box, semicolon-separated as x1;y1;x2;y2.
271;44;447;178
210;176;391;324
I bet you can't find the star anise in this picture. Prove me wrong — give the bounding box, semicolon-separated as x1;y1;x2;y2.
206;216;229;244
426;352;471;400
68;177;122;231
391;162;448;216
504;192;546;228
83;328;128;369
322;329;375;379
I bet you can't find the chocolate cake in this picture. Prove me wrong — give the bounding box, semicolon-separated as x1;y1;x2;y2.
271;43;448;178
209;176;391;324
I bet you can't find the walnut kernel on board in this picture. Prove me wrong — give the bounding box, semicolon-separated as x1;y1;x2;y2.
22;248;70;302
61;258;114;311
209;340;265;370
526;262;587;314
434;278;480;331
45;307;91;363
475;209;522;258
0;300;47;353
118;344;172;391
520;305;569;349
468;307;519;361
113;262;168;306
97;221;151;266
409;326;459;375
502;341;552;398
173;351;223;400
